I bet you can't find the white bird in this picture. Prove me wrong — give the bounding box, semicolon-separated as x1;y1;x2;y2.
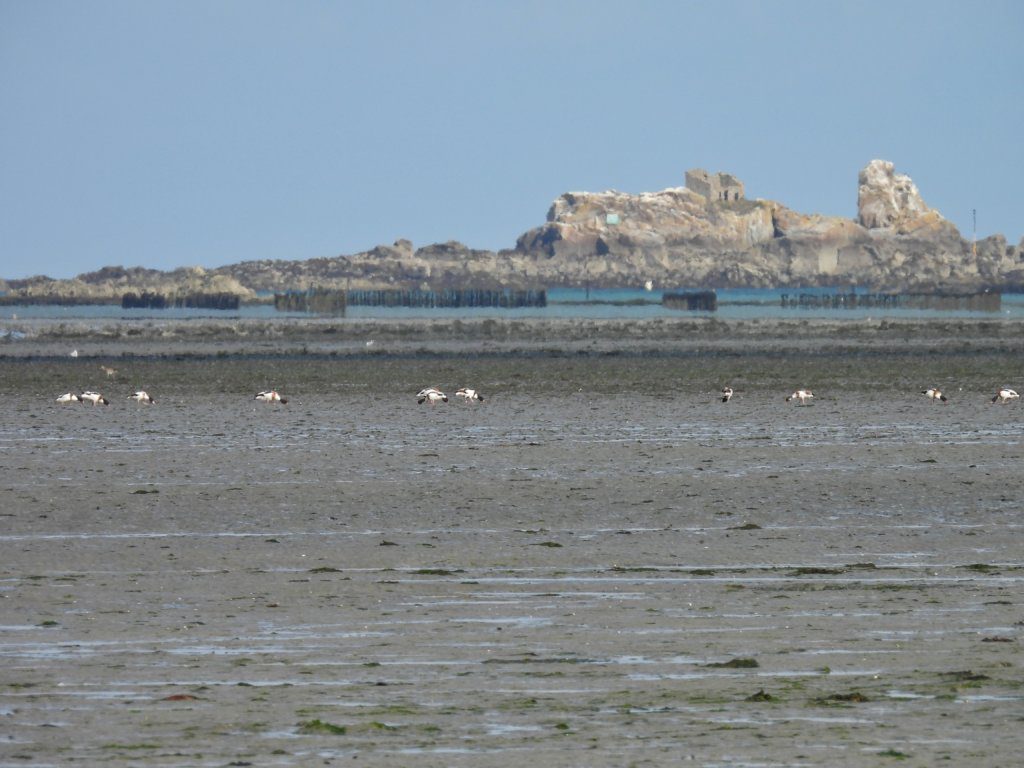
455;387;484;402
255;390;288;404
922;387;948;403
80;391;109;406
69;349;79;358
991;387;1019;404
130;390;155;404
720;386;734;403
417;387;448;405
56;392;82;404
786;389;814;405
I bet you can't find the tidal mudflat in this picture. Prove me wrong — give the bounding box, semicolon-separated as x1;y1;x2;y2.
1;318;1022;766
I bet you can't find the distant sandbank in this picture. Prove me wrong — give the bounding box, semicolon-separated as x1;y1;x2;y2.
2;315;1023;359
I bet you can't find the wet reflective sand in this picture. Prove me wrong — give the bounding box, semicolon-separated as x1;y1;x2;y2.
2;325;1023;766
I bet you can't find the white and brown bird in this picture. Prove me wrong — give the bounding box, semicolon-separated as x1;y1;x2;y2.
922;388;948;402
100;365;117;378
991;387;1020;404
720;386;734;403
255;390;288;404
80;391;109;406
130;390;155;404
785;389;814;405
56;392;82;404
455;388;484;402
417;387;448;405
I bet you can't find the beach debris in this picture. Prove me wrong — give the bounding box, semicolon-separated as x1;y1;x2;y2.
816;691;870;704
297;719;347;735
941;670;990;681
706;657;759;668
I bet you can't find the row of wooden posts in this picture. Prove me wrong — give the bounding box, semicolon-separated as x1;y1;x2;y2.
273;288;550;315
780;291;1000;312
0;288;1001;315
121;292;241;310
274;288;723;315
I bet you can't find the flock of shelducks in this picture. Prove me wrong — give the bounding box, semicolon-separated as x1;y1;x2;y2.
57;390;151;405
719;386;1017;406
416;387;484;405
52;385;1021;407
914;386;1019;405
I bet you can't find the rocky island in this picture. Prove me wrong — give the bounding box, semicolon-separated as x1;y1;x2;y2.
2;160;1021;303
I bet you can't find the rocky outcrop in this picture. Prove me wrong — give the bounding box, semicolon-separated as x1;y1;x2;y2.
209;240;532;292
4;266;256;303
2;160;1020;297
510;160;1019;290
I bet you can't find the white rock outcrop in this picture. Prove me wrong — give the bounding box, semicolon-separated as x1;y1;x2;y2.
857;159;939;230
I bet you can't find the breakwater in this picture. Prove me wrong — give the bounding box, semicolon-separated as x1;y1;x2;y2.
0;295;109;306
345;288;547;308
274;288;348;315
121;292;241;310
662;290;718;311
273;288;548;314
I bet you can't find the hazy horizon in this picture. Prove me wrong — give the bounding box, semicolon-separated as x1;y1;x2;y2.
2;1;1021;280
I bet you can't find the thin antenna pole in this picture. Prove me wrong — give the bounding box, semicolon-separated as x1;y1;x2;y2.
972;208;977;257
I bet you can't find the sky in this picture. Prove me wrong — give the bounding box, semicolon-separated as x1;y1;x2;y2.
1;1;1021;280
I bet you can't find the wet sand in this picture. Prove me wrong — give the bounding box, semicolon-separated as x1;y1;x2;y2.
1;318;1023;766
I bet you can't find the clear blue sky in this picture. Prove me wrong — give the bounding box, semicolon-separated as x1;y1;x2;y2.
2;1;1021;280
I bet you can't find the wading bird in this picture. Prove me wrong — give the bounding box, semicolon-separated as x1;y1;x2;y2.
785;389;814;405
255;390;288;404
991;387;1019;404
417;387;448;405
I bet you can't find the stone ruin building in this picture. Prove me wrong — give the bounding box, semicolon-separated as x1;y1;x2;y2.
685;168;744;202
